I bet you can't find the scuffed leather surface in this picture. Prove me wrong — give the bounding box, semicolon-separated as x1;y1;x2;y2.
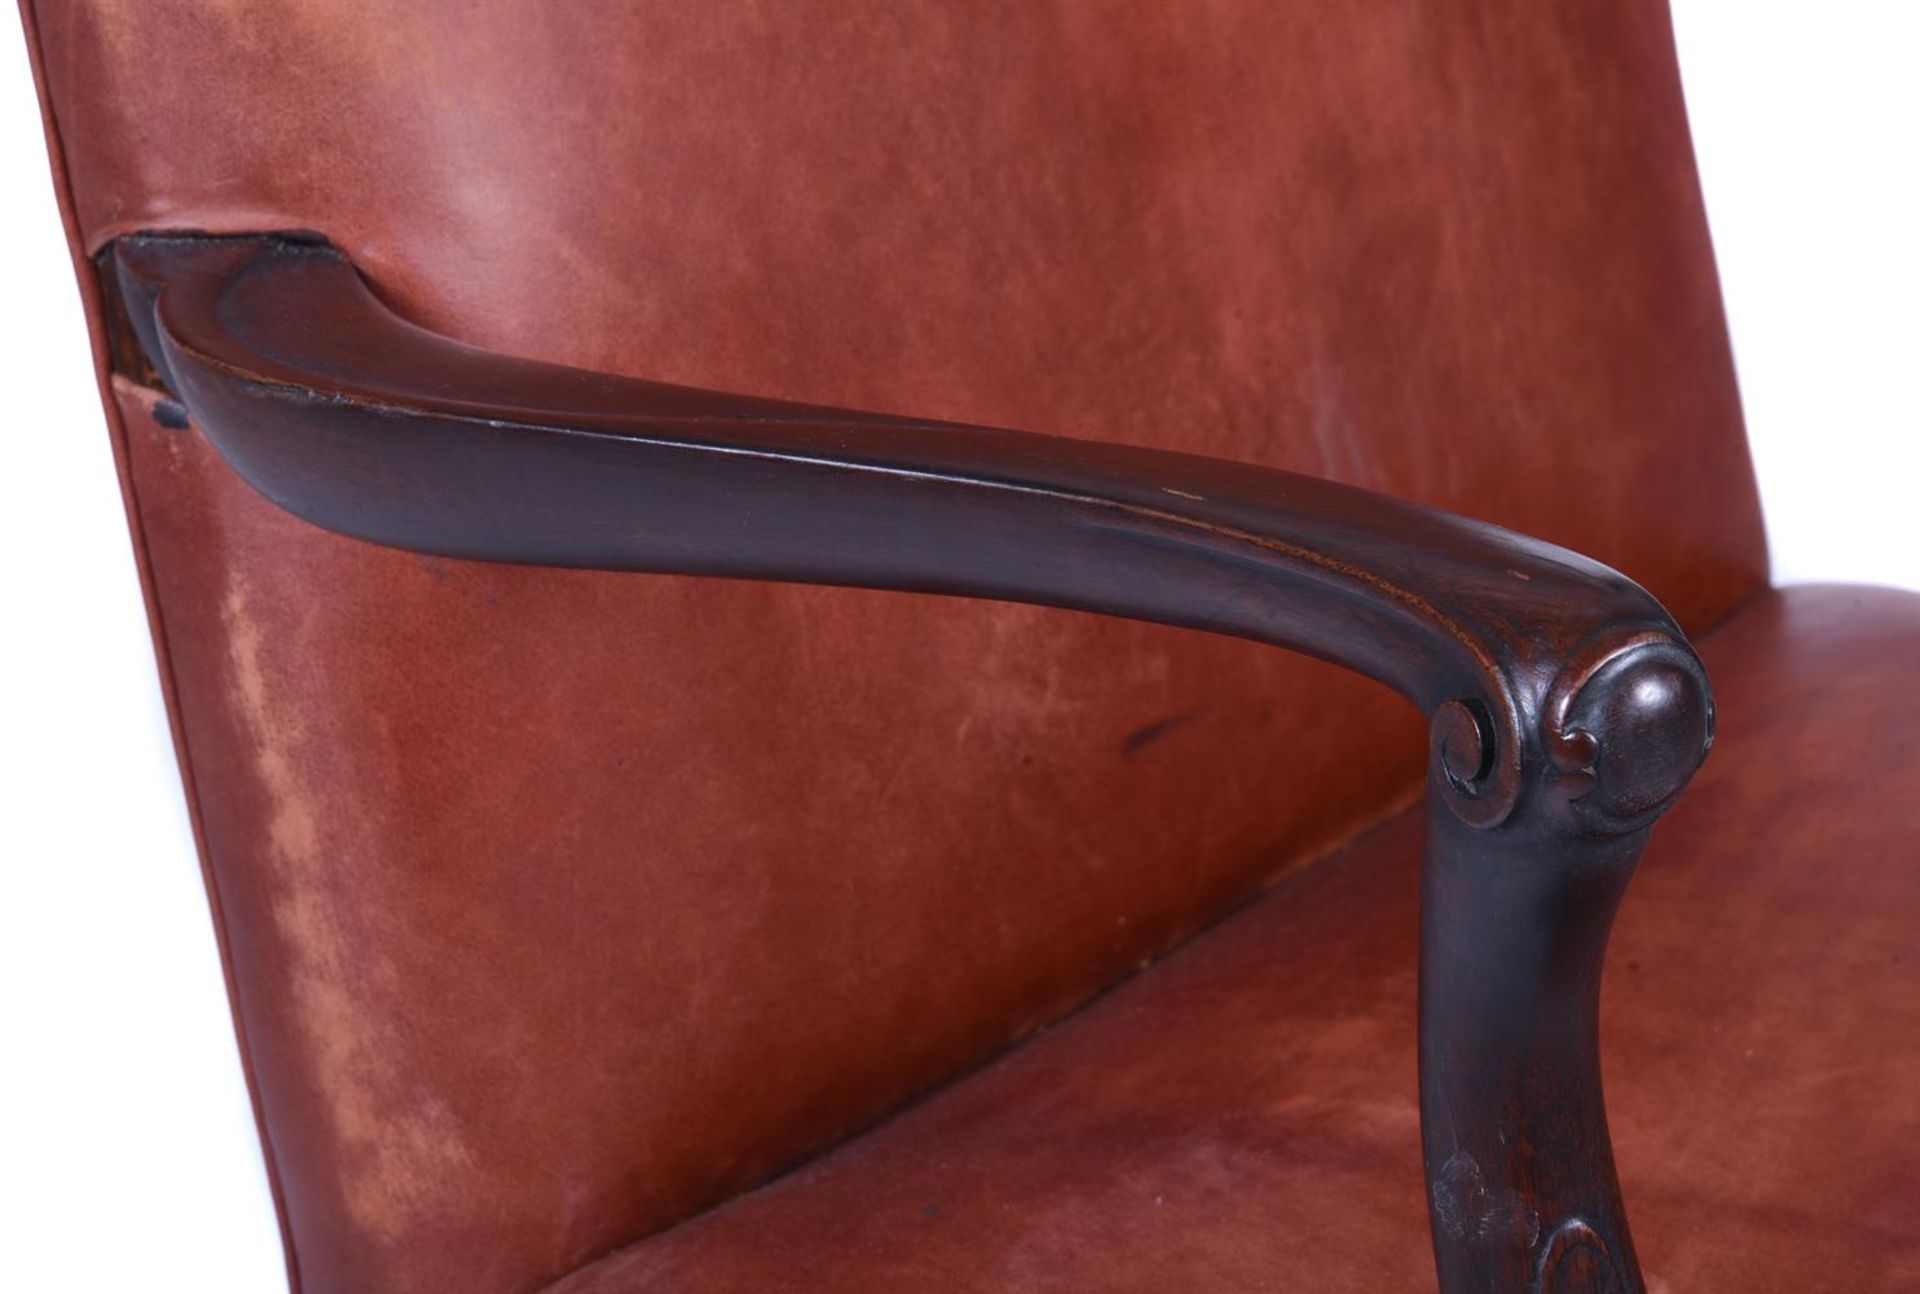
36;1;1762;611
30;3;1771;1291
111;376;1422;1293
545;585;1920;1293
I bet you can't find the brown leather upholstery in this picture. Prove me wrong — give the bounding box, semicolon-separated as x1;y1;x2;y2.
21;1;1790;1291
542;585;1920;1293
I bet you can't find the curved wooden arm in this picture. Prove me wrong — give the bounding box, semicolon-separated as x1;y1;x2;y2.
112;232;1711;1293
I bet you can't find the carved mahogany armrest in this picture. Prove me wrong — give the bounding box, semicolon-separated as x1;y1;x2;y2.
113;233;1712;1294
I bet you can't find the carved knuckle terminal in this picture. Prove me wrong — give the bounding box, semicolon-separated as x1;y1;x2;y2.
1546;634;1714;832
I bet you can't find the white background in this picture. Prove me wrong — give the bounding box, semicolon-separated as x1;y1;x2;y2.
2;5;1915;1290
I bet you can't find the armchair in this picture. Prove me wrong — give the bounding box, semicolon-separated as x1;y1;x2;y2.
22;2;1916;1291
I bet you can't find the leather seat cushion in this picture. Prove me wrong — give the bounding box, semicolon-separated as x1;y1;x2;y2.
543;584;1920;1293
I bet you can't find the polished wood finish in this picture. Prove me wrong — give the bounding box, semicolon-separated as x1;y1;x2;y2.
113;232;1714;1294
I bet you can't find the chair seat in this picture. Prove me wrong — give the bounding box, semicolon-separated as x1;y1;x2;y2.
545;585;1920;1294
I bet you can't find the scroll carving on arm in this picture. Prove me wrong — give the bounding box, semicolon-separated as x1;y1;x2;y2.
109;233;1712;1294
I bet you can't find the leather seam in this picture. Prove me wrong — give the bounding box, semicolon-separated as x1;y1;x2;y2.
14;4;306;1290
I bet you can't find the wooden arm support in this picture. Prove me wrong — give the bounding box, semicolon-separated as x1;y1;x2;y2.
112;232;1713;1294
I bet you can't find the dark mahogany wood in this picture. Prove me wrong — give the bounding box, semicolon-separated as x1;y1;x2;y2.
111;232;1714;1294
